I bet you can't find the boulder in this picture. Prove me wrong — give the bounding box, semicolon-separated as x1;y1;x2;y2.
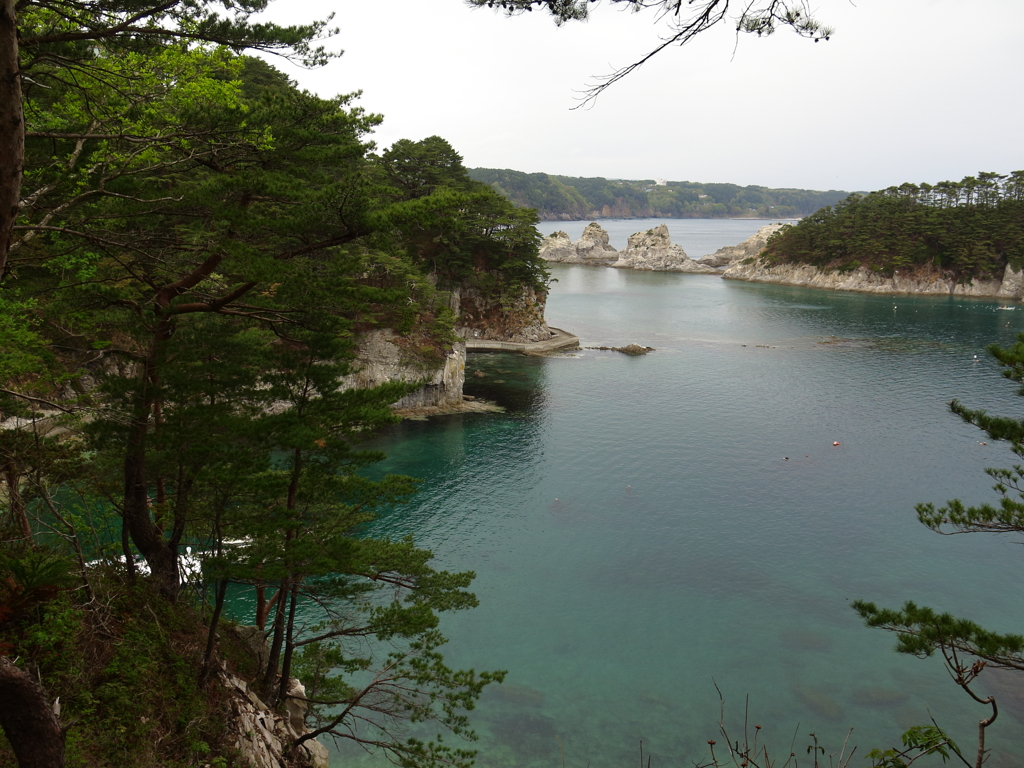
698;222;786;267
612;224;718;273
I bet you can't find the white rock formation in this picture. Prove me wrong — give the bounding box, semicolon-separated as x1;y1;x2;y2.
698;223;786;267
573;222;620;263
612;224;718;273
723;259;1024;299
339;329;466;410
538;231;576;262
539;222;619;264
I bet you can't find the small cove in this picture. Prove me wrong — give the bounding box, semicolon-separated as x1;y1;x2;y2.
227;221;1024;767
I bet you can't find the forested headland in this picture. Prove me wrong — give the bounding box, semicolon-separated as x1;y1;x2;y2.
0;11;546;763
761;172;1024;280
468;168;849;221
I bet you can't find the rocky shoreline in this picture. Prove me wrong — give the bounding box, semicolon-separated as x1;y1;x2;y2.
722;258;1024;300
541;221;1024;301
540;222;784;274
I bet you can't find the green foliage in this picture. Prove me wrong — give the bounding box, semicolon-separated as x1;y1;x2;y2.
763;172;1024;280
853;600;1024;666
372;139;549;293
469;167;848;220
866;725;959;767
2;44;513;768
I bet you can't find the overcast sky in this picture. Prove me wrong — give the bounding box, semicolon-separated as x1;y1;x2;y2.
257;0;1024;193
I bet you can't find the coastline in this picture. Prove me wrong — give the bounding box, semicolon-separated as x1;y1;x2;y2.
722;259;1024;301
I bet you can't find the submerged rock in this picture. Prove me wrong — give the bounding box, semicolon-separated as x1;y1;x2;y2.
586;344;655;355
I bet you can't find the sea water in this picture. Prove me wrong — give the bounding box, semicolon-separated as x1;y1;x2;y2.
232;222;1024;767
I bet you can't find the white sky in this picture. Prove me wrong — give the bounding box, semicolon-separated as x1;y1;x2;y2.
257;0;1024;193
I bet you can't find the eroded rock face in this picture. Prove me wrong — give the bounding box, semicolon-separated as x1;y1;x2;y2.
222;665;329;768
574;222;619;263
723;259;1024;299
539;222;619;264
699;223;786;267
612;224;718;273
538;231;576;262
453;284;551;343
340;329;466;410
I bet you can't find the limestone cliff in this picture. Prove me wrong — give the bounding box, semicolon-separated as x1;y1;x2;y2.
539;222;618;265
723;259;1024;299
452;284;551;343
698;223;786;267
612;224;718;273
341;329;466;410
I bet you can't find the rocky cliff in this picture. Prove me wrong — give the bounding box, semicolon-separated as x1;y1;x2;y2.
698;223;786;267
723;259;1024;299
453;284;551;343
341;329;466;410
612;225;718;273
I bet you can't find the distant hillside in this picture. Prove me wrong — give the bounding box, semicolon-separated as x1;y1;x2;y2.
468;168;849;221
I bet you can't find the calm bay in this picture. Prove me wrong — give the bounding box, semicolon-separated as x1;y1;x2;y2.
232;221;1024;767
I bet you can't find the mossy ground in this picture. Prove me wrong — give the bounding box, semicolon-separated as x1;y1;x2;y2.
0;567;258;768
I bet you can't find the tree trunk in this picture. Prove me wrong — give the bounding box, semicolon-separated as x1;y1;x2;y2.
121;329;179;600
277;580;300;704
0;0;22;277
3;461;31;543
0;658;64;768
261;577;289;702
200;578;230;683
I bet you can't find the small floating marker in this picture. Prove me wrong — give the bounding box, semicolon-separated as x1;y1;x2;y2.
833;441;841;446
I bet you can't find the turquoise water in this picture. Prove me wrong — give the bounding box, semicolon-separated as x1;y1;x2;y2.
347;267;1024;768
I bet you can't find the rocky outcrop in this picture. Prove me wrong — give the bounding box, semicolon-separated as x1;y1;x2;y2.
698;223;786;267
341;329;466;410
723;259;1024;299
573;222;620;263
221;662;329;768
538;231;576;261
612;225;718;273
453;284;551;343
539;222;619;265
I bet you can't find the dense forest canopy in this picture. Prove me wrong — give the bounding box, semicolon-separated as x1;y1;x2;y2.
762;171;1024;280
0;25;540;765
468;167;849;220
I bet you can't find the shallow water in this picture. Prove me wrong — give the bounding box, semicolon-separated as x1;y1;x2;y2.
229;249;1024;767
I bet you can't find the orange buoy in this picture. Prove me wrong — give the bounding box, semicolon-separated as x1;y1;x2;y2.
832;441;840;446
